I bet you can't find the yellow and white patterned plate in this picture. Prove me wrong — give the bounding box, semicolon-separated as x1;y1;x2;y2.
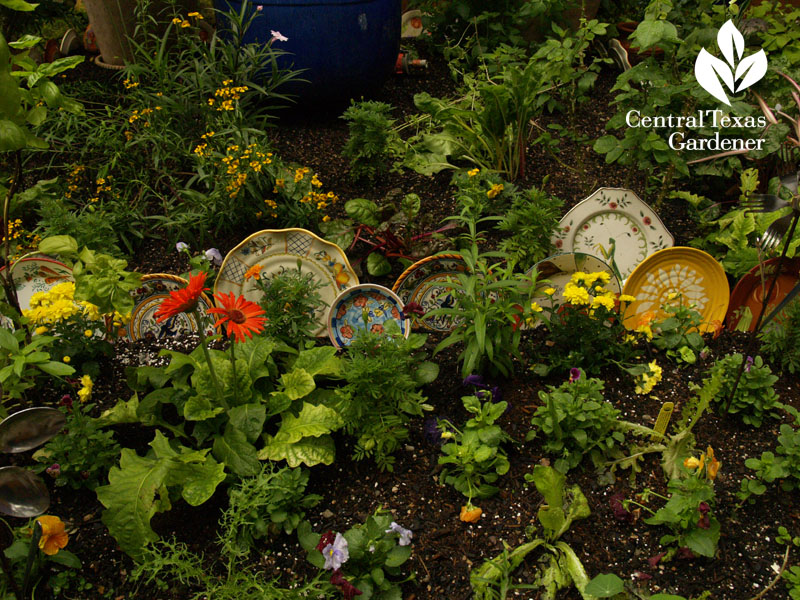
215;229;359;336
621;247;729;333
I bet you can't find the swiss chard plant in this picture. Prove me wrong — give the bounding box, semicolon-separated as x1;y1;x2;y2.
471;466;592;600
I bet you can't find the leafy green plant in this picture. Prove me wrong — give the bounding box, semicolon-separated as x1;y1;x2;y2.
95;431;227;559
703;353;780;427
776;526;800;600
471;466;592;600
632;446;721;559
430;220;537;377
651;293;707;364
341;99;403;181
759;296;800;374
0;327;74;407
338;322;438;471
738;423;800;503
298;508;414;600
247;265;327;346
33;402;121;490
438;394;512;502
495;183;562;271
527;373;624;473
222;463;320;554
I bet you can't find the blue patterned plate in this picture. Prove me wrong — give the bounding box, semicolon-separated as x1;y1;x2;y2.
327;284;409;348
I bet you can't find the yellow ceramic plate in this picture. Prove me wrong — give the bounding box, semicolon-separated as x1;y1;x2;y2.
621;247;729;333
215;229;358;336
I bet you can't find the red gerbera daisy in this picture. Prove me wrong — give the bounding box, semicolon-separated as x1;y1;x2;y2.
207;292;266;343
154;272;209;323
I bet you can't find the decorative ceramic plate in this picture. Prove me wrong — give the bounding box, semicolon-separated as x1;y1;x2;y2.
726;257;800;332
551;188;673;282
327;284;409;348
529;252;621;309
621;247;729;333
126;274;215;341
1;257;74;311
215;229;358;336
401;10;424;38
392;254;467;332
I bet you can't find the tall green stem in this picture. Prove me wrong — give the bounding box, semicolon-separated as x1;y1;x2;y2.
229;339;238;404
193;309;228;411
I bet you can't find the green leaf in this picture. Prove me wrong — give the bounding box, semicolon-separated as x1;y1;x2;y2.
685;520;719;558
271;402;343;444
584;573;625;597
385;544;412;567
281;367;316;400
345;198;381;227
293;346;341;377
37;361;75;377
367;252;392;277
319;218;356;250
48;549;81;569
183;394;224;421
212;425;260;476
259;433;336;467
297;520;320;552
414;361;439;385
227;403;266;443
371;567;385;586
0;118;27;151
236;336;275;382
37;235;78;257
25;105;46;126
96;432;224;559
0;0;38;11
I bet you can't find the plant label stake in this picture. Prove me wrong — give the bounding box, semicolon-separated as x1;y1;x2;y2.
653;402;674;440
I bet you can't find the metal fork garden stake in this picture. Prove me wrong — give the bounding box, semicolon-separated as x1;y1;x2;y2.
725;198;800;410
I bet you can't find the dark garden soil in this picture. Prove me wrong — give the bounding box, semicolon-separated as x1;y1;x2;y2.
7;39;800;600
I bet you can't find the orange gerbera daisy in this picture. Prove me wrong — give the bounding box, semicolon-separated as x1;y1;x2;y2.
36;515;69;555
154;272;209;322
208;292;266;342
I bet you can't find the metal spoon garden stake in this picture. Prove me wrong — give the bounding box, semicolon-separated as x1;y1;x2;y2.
724;200;800;411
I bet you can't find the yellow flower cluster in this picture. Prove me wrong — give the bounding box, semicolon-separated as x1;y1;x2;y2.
294;167;310;183
487;183;503;199
123;78;139;89
209;80;249;111
562;271;614;311
468;168;480;177
23;282;101;325
77;374;93;403
64;164;85;199
221;143;273;199
634;360;662;395
193;131;215;157
684;446;721;480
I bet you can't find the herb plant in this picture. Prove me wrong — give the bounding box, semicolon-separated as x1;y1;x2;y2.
438;395;512;502
703;353;780;427
739;423;800;503
247;265;327;346
222;463;321;553
527;373;624;474
339;322;437;471
759;296;800;374
33;403;121;491
341;99;403;181
651;293;707;364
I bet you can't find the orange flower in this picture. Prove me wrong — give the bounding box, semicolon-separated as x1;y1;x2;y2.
459;505;482;523
208;292;266;343
244;264;262;281
154;272;208;322
706;446;721;480
36;515;68;555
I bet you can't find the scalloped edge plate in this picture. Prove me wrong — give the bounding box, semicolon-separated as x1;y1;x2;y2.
327;284;409;348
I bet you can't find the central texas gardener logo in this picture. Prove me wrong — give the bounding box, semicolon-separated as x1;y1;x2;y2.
695;20;768;106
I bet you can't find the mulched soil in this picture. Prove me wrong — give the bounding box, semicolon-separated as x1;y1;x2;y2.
5;35;799;600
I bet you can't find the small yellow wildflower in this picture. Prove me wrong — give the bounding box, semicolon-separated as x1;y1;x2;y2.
62;356;71;364
563;282;590;306
171;17;182;24
619;294;637;303
468;168;480;177
530;302;543;313
84;329;93;338
486;183;503;199
543;288;556;296
188;11;203;19
322;215;331;222
592;295;615;311
77;375;93;403
180;20;191;28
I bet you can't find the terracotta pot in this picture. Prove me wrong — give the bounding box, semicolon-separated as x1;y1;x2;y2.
82;0;198;66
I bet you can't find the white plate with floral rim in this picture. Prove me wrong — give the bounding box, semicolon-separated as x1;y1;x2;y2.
327;284;409;348
529;252;621;311
551;188;673;283
1;257;74;312
125;274;215;341
392;253;467;332
215;229;359;337
621;247;729;333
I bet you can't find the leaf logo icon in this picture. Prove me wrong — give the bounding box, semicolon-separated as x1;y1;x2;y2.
694;20;767;105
